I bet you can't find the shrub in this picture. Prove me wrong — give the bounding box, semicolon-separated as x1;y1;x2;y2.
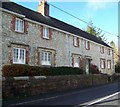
52;67;84;76
2;64;84;77
115;62;120;73
90;64;101;74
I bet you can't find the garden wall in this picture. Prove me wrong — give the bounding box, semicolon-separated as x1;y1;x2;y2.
2;74;111;99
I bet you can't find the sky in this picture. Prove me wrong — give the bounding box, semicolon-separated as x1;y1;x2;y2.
10;0;118;47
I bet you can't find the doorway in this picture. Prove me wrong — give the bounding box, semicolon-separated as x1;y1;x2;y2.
86;59;90;74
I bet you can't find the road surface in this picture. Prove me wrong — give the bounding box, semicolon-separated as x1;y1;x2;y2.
3;82;120;107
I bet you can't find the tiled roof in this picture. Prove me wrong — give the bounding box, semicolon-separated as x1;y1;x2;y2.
0;1;111;48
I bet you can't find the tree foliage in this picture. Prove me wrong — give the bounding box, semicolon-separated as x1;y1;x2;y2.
86;21;106;42
110;41;118;64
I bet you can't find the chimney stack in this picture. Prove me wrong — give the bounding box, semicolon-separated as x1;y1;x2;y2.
38;0;49;16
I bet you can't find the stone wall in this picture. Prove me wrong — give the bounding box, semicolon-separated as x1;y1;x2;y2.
1;9;114;75
0;8;2;75
2;74;110;99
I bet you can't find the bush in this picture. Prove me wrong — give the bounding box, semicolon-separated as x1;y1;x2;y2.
115;62;120;73
2;64;84;77
90;64;101;74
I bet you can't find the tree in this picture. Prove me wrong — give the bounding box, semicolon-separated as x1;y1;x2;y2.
86;21;106;42
110;41;118;65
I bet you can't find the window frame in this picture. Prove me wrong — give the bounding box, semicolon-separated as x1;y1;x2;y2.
41;51;51;66
85;41;90;50
73;36;77;47
100;58;106;69
73;57;80;67
15;18;24;33
43;27;49;39
13;48;26;64
107;60;111;69
100;46;104;54
107;49;110;55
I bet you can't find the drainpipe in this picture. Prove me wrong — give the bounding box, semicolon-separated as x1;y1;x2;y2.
67;34;72;67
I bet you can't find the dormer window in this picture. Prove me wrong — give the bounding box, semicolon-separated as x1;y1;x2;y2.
43;27;49;39
15;18;24;33
100;46;104;54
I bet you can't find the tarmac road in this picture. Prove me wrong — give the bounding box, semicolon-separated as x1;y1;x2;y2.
3;82;120;107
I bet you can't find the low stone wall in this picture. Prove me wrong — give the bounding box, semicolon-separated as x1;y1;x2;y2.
2;74;111;99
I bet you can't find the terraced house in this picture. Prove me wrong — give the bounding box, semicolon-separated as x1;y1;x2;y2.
0;0;115;76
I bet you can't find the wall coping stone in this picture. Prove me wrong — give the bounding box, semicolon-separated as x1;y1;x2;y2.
34;76;46;79
14;77;29;80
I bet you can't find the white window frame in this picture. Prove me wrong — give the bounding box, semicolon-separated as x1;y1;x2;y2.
100;46;104;54
74;36;77;47
85;41;89;50
41;51;51;66
101;59;105;69
15;18;24;33
107;60;111;69
107;49;110;55
73;57;79;67
13;48;26;64
43;27;49;39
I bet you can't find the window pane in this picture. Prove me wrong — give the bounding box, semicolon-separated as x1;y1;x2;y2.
101;60;103;68
20;49;25;63
13;48;25;64
74;37;77;46
15;19;19;31
42;52;44;61
44;27;49;38
20;20;24;32
108;61;111;69
74;57;79;67
41;52;51;65
15;18;24;32
45;52;47;61
86;41;88;49
13;48;18;62
100;47;104;53
48;53;51;61
101;60;104;68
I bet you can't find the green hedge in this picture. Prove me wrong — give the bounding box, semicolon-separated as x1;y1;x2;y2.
2;64;84;77
115;62;120;73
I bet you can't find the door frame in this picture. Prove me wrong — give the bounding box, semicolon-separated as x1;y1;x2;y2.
86;58;91;74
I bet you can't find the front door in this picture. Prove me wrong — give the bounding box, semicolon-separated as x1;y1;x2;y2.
86;59;90;74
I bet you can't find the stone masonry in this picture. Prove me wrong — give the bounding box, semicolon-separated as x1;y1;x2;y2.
0;1;115;75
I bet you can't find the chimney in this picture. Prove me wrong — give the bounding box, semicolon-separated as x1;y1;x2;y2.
38;0;49;16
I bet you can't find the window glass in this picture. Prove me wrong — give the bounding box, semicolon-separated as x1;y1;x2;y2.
41;52;51;65
43;27;49;39
13;48;26;64
15;18;24;33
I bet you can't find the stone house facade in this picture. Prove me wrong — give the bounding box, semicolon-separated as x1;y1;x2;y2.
0;0;115;75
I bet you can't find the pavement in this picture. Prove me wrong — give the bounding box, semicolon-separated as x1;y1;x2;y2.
79;91;120;106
